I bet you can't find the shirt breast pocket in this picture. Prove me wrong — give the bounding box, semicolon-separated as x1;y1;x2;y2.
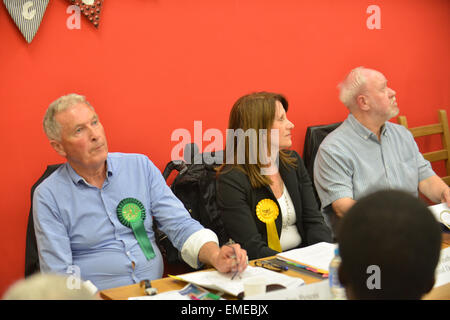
395;156;419;191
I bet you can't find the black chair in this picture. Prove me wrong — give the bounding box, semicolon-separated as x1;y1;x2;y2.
302;122;342;208
25;164;62;277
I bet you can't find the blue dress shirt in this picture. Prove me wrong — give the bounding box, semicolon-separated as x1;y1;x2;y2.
33;153;204;290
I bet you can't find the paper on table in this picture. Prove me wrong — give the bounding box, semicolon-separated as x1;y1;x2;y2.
428;203;450;228
276;242;337;273
434;247;450;288
174;265;304;296
244;279;334;300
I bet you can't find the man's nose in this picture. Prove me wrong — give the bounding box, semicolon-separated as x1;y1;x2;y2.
389;87;396;97
88;126;100;141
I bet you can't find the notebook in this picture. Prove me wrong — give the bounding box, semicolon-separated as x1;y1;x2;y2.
276;242;337;274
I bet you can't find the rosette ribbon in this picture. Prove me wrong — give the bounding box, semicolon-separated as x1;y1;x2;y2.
256;199;282;252
117;198;155;260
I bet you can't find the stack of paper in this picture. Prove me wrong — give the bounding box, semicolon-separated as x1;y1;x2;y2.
276;242;337;275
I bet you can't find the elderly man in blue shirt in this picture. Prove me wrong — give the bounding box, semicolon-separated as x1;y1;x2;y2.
33;94;247;291
314;67;450;236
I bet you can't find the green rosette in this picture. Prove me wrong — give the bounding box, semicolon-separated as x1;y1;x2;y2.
117;198;155;260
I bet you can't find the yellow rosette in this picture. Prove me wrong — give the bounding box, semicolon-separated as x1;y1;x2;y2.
256;199;282;252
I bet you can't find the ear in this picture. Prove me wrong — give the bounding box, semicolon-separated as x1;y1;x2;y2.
356;94;370;111
50;140;67;158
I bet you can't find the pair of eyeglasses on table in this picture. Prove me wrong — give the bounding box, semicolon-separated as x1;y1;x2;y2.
253;260;288;272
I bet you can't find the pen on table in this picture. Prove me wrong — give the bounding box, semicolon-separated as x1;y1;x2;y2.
268;262;288;271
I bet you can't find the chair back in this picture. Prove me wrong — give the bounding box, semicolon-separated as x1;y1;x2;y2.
397;109;450;185
302;122;342;206
25;164;62;277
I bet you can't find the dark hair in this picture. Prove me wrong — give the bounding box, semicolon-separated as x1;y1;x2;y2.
338;190;442;299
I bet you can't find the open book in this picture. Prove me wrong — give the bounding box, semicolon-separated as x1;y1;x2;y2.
276;242;337;275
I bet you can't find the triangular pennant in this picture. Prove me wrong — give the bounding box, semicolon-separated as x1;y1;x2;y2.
68;0;104;29
3;0;49;43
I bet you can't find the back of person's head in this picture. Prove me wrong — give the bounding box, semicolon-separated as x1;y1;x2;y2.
2;273;97;300
338;190;442;300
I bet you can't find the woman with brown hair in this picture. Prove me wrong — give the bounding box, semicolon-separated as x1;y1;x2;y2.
217;92;332;260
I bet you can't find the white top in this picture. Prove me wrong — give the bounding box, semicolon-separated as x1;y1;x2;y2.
277;185;302;251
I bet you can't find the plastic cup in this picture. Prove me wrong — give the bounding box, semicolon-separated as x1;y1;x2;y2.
243;276;266;297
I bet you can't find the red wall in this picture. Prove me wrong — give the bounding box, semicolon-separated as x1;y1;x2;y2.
0;0;448;295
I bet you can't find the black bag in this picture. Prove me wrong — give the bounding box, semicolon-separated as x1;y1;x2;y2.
159;148;228;264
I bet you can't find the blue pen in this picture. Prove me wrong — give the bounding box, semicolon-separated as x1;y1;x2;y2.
278;265;289;271
267;262;288;271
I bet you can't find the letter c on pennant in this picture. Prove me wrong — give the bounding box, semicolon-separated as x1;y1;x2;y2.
22;1;36;20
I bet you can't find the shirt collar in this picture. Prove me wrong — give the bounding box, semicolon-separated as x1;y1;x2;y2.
66;153;113;185
347;113;389;141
